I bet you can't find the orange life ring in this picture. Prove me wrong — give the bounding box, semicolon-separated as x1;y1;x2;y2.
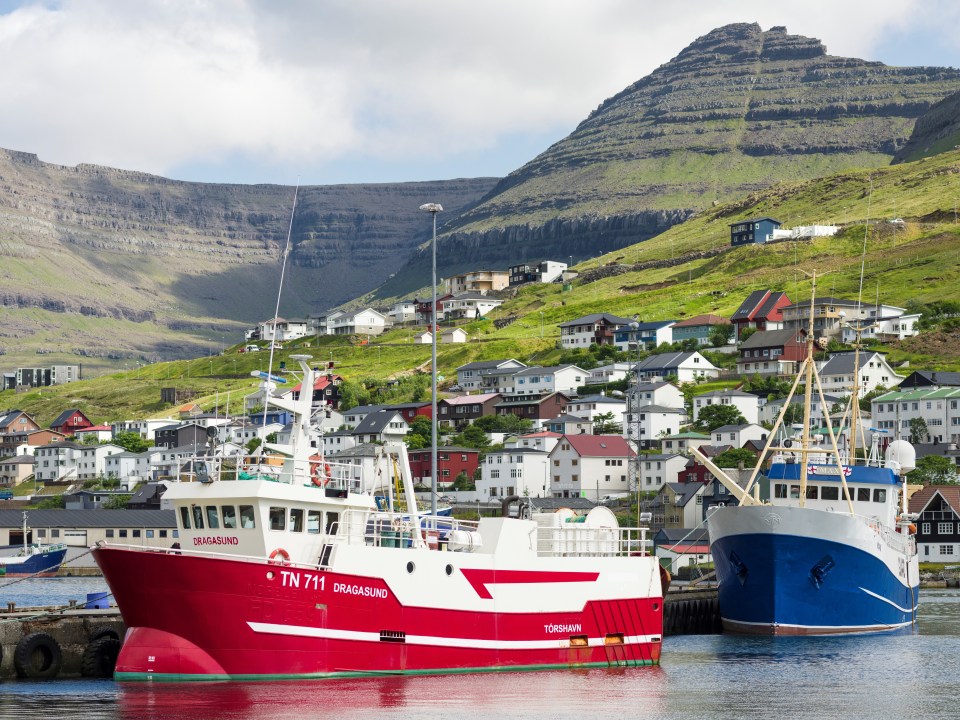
268;548;291;566
309;456;331;487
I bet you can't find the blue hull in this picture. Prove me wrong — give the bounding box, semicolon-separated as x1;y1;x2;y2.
0;546;67;577
711;531;918;634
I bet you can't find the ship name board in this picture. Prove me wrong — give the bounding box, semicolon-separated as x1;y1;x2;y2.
544;623;582;634
193;536;240;546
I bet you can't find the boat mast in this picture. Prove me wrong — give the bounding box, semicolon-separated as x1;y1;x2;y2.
797;272;818;508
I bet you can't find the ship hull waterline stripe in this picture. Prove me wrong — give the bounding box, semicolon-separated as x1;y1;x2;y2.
859;586;918;614
721;616;915;635
114;658;658;683
247;621;661;650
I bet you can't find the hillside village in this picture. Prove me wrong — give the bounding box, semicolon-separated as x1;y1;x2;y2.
3;250;960;572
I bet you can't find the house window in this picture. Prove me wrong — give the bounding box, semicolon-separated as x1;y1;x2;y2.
938;522;953;534
940;545;955;556
922;523;931;535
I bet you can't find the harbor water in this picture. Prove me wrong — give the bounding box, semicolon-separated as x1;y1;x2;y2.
1;584;958;719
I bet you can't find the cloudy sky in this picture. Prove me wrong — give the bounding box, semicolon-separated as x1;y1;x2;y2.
1;0;958;186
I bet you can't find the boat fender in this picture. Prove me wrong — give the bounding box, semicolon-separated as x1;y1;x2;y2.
14;632;62;679
88;625;120;643
268;548;291;566
81;636;122;678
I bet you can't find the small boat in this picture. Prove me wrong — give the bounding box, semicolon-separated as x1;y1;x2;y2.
0;512;68;578
695;273;919;635
94;356;665;681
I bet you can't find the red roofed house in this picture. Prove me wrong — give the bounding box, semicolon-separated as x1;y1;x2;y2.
74;425;114;443
547;434;636;501
50;409;94;435
288;373;344;410
730;289;791;341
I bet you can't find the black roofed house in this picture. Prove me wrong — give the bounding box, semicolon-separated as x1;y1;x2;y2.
729;217;781;247
341;404;386;430
896;371;960;390
0;509;177;560
0;409;40;435
634;351;720;383
437;393;501;430
154;422;209;450
730;289;791;340
50;409;94;435
545;414;593;436
350;410;409;445
736;329;806;376
902;485;960;562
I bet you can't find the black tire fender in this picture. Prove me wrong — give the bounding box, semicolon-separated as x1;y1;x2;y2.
81;636;122;678
89;625;120;642
14;632;62;679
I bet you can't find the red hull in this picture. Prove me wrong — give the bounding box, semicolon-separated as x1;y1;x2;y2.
95;547;662;681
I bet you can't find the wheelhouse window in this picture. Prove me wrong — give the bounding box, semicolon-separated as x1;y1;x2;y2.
326;511;340;535
789;485;800;499
307;510;321;534
191;505;205;529
821;486;839;501
290;508;304;533
269;506;286;531
856;488;870;502
221;505;237;529
774;483;787;499
806;486;818;500
873;489;886;503
205;506;220;529
239;505;256;529
179;506;191;529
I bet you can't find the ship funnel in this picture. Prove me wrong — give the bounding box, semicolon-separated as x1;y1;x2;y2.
885;439;916;474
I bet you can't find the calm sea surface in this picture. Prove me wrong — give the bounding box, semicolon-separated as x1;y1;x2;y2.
1;580;959;719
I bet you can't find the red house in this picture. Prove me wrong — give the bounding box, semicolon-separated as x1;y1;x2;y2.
495;392;571;423
407;446;480;487
731;290;791;341
385;401;432;424
50;409;94;435
736;329;807;376
289;373;344;409
415;294;452;325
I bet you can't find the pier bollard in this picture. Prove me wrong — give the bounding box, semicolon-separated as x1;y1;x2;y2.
6;602;14;612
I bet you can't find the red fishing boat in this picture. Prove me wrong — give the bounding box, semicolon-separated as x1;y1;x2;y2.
94;356;664;681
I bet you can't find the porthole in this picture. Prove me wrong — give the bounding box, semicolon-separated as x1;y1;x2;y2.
406;561;415;574
266;571;275;580
652;602;660;611
445;564;453;576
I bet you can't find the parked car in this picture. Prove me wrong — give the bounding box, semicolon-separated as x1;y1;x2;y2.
0;489;14;500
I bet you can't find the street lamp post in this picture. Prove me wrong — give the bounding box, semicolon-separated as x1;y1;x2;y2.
420;202;443;517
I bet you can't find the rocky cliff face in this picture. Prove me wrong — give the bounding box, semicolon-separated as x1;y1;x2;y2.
398;23;960;290
0;148;495;367
893;89;960;163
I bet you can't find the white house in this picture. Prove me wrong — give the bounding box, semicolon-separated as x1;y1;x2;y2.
350;411;409;445
840;311;921;344
111;418;175;442
870;387;960;444
414;331;433;344
631;382;686;411
74;425;113;444
634;352;719;383
817;351;903;397
103;451;153;484
388;300;417;325
711;423;768;449
33;441;84;482
692;389;761;425
257;317;309;342
442;293;503;320
557;313;632;350
639;453;688;491
456;359;526;392
77;443;124;481
760;393;846;426
330;308;390;336
624;405;687;449
562;395;626;428
545;415;594;436
548;434;634;501
659;432;711;456
504;431;562;454
586;363;633;385
511;365;588;397
478;448;550;499
441;328;468;344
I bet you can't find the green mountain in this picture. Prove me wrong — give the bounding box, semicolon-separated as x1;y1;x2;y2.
376;23;960;297
894;89;960;164
6;149;960;425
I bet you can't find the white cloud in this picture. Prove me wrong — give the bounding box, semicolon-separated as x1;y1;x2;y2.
0;0;956;183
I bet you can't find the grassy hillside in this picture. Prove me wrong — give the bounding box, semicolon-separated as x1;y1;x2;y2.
4;150;960;423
